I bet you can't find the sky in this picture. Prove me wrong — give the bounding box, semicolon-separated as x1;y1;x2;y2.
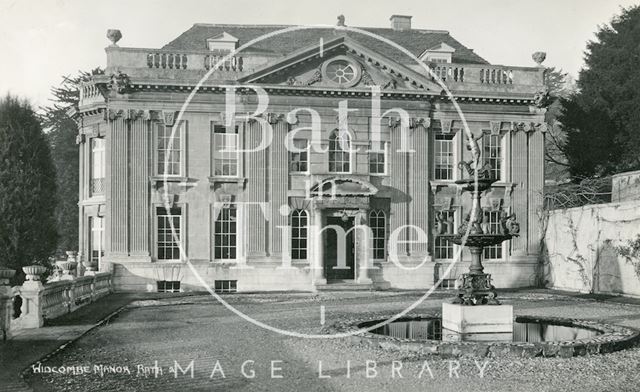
0;0;638;107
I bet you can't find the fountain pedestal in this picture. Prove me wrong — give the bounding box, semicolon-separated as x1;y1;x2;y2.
442;302;513;341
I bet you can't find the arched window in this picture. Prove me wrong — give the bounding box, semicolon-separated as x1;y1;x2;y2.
369;210;386;259
291;209;308;260
328;129;351;173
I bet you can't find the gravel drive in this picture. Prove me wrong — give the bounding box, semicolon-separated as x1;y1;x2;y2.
24;290;640;391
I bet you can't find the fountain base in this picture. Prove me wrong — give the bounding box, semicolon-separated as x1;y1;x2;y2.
442;302;513;342
455;273;499;305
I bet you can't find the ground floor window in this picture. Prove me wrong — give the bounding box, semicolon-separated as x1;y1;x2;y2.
89;216;104;267
291;209;308;260
483;210;503;259
434;210;456;260
157;207;182;261
214;204;237;259
369;210;386;259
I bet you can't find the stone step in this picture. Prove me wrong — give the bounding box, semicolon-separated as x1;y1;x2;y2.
315;282;374;291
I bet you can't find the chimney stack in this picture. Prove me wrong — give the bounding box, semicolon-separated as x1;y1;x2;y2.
390;15;412;31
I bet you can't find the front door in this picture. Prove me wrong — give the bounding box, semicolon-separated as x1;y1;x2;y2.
324;216;355;281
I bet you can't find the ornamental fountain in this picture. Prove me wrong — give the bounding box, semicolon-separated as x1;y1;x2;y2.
434;132;521;340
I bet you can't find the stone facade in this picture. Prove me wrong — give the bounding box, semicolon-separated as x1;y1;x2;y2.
73;20;546;292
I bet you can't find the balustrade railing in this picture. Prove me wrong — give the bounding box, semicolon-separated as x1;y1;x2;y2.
72;276;94;307
147;52;188;69
479;67;514;84
41;281;71;320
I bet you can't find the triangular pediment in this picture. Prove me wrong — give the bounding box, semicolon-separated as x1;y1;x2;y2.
207;32;239;43
238;36;442;92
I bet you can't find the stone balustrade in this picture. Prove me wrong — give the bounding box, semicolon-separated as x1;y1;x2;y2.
2;271;113;339
105;46;258;79
425;63;544;95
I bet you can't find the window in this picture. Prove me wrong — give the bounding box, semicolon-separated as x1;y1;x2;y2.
289;139;309;173
321;56;362;87
213;124;239;177
370;210;386;259
90;138;105;195
157;281;181;293
214;280;237;293
157;123;183;176
89;216;104;267
369;142;387;175
434;210;456;260
157;207;182;261
434;133;455;180
484;134;503;181
291;209;308;260
483;210;503;259
328;129;351;173
214;204;237;259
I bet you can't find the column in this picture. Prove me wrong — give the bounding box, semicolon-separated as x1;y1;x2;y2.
129;116;150;258
312;208;326;285
107;116;129;256
355;209;373;284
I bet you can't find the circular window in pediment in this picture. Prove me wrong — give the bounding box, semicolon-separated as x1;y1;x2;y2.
321;56;362;88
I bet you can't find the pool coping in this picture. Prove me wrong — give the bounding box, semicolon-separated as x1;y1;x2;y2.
322;312;640;358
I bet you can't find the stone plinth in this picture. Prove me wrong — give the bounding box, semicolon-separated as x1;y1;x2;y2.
442;303;513;340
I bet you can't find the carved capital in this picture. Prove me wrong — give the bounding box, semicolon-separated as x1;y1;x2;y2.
75;134;86;145
105;108;126;121
410;117;431;129
387;116;402;128
128;109;149;121
265;112;285;124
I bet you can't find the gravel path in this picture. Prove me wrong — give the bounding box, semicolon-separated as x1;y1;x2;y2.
23;290;640;392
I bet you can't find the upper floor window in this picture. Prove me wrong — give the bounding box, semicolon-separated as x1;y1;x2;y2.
483;134;504;181
369;142;387;175
483;210;503;260
157;206;182;261
328;129;351;173
289;139;309;173
156;123;183;176
213;124;239;177
434;133;455;180
370;210;386;259
291;209;308;260
90;138;105;195
214;204;237;260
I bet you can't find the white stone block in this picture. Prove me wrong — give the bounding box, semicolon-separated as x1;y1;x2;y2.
442;303;513;334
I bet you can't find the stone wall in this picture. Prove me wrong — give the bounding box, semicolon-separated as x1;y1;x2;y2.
542;200;640;297
612;170;640;203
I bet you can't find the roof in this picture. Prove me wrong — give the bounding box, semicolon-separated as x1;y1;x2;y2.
162;23;488;65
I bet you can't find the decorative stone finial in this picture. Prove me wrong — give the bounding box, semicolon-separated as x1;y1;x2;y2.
107;29;122;46
337;15;346;27
532;51;546;67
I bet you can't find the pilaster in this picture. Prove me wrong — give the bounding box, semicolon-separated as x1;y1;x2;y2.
269;119;288;257
129;114;150;257
389;123;409;257
106;116;129;256
245;120;268;257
